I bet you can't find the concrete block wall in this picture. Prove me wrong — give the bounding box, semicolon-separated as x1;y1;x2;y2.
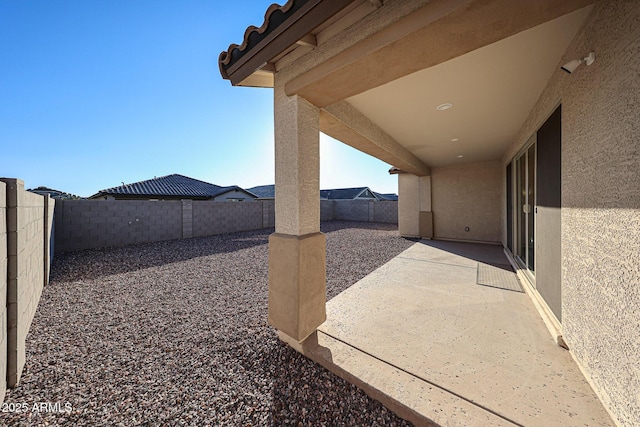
0;182;6;401
192;201;263;237
11;190;45;387
323;200;398;223
44;195;54;284
373;201;399;224
262;199;395;225
333;200;373;222
0;178;54;389
55;200;183;252
182;200;193;238
320;200;334;221
262;200;275;228
255;199;389;226
53;199;398;253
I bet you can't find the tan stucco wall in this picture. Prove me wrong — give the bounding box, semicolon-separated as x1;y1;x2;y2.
398;174;420;237
398;174;430;237
432;160;501;243
268;232;326;342
273;74;320;236
502;2;640;425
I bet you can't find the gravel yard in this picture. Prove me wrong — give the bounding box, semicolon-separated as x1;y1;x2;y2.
2;221;415;426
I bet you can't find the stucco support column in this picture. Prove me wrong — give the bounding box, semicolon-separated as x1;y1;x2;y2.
268;75;325;343
398;173;432;238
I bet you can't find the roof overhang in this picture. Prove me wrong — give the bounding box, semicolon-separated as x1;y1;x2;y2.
220;0;596;171
220;0;595;95
219;0;356;87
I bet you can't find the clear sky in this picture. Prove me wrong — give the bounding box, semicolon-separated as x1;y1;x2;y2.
0;0;397;198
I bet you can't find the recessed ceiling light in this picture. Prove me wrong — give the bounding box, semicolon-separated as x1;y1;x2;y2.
450;138;459;142
436;103;453;111
457;155;464;158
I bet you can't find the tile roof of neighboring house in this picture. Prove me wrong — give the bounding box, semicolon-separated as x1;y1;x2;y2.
247;184;276;199
28;186;82;200
249;185;390;200
90;174;255;200
373;192;398;201
321;187;379;200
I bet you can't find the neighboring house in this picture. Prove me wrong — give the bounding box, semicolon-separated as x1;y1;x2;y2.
320;187;378;200
90;174;257;201
373;192;398;202
247;184;275;199
220;1;639;425
249;184;394;201
28;186;81;200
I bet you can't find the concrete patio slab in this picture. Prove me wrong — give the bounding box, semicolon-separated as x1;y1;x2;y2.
297;240;613;426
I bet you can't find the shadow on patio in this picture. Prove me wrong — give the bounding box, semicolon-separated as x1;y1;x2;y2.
293;240;613;426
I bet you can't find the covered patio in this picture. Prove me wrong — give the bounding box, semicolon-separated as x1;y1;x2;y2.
291;240;612;426
220;1;639;425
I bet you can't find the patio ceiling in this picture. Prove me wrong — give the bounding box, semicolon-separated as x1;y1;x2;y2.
220;0;595;172
346;5;593;167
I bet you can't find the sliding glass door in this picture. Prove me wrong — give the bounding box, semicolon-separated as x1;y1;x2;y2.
515;139;536;274
507;106;562;320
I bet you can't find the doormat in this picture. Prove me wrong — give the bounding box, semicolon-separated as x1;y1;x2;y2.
477;263;523;293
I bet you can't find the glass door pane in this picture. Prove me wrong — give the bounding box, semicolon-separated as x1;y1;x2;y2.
527;144;536;272
517;155;527;263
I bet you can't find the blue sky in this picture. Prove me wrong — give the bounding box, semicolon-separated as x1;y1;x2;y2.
0;0;397;197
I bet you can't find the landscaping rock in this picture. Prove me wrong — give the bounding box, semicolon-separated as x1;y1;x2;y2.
2;221;414;426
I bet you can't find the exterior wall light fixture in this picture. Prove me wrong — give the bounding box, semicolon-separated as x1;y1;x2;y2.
561;51;595;74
